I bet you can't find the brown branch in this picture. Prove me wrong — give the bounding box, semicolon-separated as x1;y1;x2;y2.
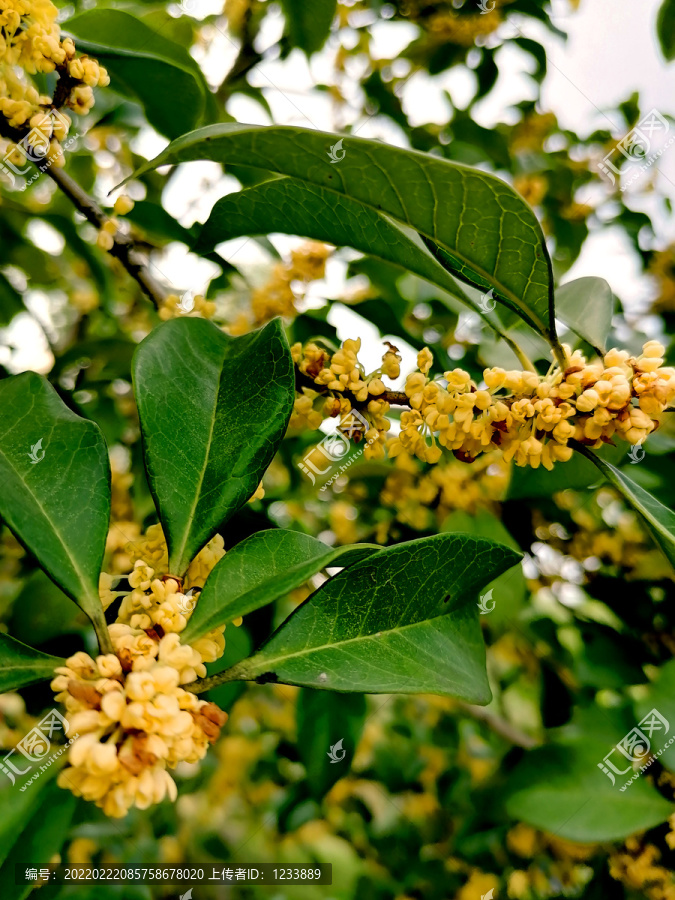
216;7;263;104
45;167;166;309
0;114;166;309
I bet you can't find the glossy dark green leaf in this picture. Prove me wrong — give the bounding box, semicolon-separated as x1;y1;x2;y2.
182;529;380;643
0;373;111;648
0;633;65;692
657;0;675;61
576;445;675;569
132;317;295;576
193;176;524;352
280;0;337;55
65;10;206;138
297;689;367;798
555;276;614;354
210;533;521;699
124;124;560;349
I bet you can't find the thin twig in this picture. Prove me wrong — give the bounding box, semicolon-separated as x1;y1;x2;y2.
0;114;166;309
45;167;166;309
457;700;541;749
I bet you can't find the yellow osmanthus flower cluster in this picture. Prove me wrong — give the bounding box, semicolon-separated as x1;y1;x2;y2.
291;337;401;460
159;292;217;321
610;835;675;900
51;525;231;818
0;0;109;169
230;242;332;336
293;338;675;471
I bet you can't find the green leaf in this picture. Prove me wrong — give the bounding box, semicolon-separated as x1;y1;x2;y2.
657;0;675;61
280;0;337;55
441;510;526;628
575;444;675;569
555;276;614;354
124;124;560;350
211;533;521;699
0;633;64;692
132;317;295;576
193;176;525;352
182;529;380;643
635;659;675;771
0;780;76;900
505;740;674;842
0;373;111;648
296;689;367;798
65;10;206;138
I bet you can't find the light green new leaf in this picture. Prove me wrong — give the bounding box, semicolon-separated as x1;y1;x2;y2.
555;276;614;354
0;633;65;692
132;317;295;576
194;176;527;355
183;529;380;643
124;123;560;349
65;10;206;138
657;0;675;61
506;741;674;842
204;533;521;700
0;373;111;647
280;0;337;55
575;444;675;569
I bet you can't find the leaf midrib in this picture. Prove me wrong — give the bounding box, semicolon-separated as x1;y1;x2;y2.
243;604;474;676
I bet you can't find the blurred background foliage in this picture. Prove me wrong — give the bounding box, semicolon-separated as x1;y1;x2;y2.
3;0;675;897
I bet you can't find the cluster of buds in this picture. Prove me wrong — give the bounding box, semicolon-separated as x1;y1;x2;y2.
291;338;402;460
159;292;217;321
51;527;230;818
230;242;332;336
292;338;675;471
0;0;109;176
